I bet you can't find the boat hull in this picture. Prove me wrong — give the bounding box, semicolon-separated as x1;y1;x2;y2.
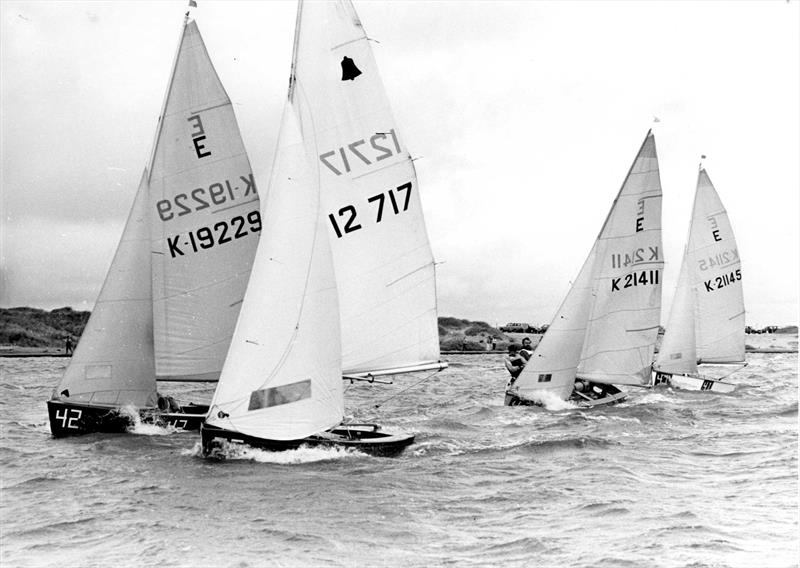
47;399;208;438
651;371;736;393
201;422;415;458
505;383;627;408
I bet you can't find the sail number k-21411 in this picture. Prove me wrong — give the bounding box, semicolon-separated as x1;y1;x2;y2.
611;269;660;291
610;246;660;269
328;182;412;238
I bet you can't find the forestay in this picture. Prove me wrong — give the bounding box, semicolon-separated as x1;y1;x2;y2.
52;171;157;408
580;132;663;386
149;21;260;382
655;168;744;373
205;105;343;441
290;0;440;376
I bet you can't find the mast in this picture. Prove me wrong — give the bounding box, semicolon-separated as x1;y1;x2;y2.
146;17;190;181
287;0;303;101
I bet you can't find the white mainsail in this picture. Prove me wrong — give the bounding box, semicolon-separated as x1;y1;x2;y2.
655;167;744;374
53;171;156;408
579;132;664;386
510;132;663;402
205;104;343;441
290;0;441;376
149;20;260;382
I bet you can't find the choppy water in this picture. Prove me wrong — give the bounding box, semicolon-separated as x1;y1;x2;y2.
1;353;797;567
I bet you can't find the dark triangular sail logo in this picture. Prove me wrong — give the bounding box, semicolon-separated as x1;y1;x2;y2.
341;56;362;81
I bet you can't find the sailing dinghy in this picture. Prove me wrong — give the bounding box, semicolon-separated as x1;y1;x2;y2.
201;0;442;457
505;131;664;408
47;16;260;437
652;166;745;392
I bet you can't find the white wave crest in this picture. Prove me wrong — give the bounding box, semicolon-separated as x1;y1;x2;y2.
186;440;362;463
119;405;174;436
536;391;579;411
627;390;675;406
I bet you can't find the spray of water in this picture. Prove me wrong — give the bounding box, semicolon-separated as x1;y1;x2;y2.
535;391;579;411
119;405;175;436
185;439;363;463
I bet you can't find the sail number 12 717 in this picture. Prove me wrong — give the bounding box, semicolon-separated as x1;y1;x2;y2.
328;181;412;239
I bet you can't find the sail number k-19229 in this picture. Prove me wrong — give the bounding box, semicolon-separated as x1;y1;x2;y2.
155;173;257;221
328;182;412;238
166;210;261;258
611;269;660;292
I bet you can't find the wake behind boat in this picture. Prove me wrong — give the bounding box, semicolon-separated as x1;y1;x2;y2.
505;131;664;408
201;0;441;457
652;165;746;393
47;14;260;437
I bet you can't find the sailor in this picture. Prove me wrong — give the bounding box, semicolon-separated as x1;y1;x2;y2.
504;344;526;385
519;337;533;360
157;393;181;413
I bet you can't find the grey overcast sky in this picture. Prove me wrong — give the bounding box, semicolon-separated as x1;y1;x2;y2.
1;1;798;327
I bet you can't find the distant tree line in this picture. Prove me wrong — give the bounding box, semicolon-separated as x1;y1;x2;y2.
0;307;89;347
746;325;779;334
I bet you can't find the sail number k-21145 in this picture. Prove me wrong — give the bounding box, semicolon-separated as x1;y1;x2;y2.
703;269;741;292
328;182;412;239
697;248;739;271
611;269;660;292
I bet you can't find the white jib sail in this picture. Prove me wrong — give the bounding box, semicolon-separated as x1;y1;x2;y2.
579;131;664;386
511;246;598;402
149;21;260;382
654;245;697;375
53;171;157;408
290;0;440;376
689;169;745;363
206;104;343;441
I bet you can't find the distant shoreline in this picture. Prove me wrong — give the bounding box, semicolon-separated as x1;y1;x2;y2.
2;346;796;358
442;347;798;355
